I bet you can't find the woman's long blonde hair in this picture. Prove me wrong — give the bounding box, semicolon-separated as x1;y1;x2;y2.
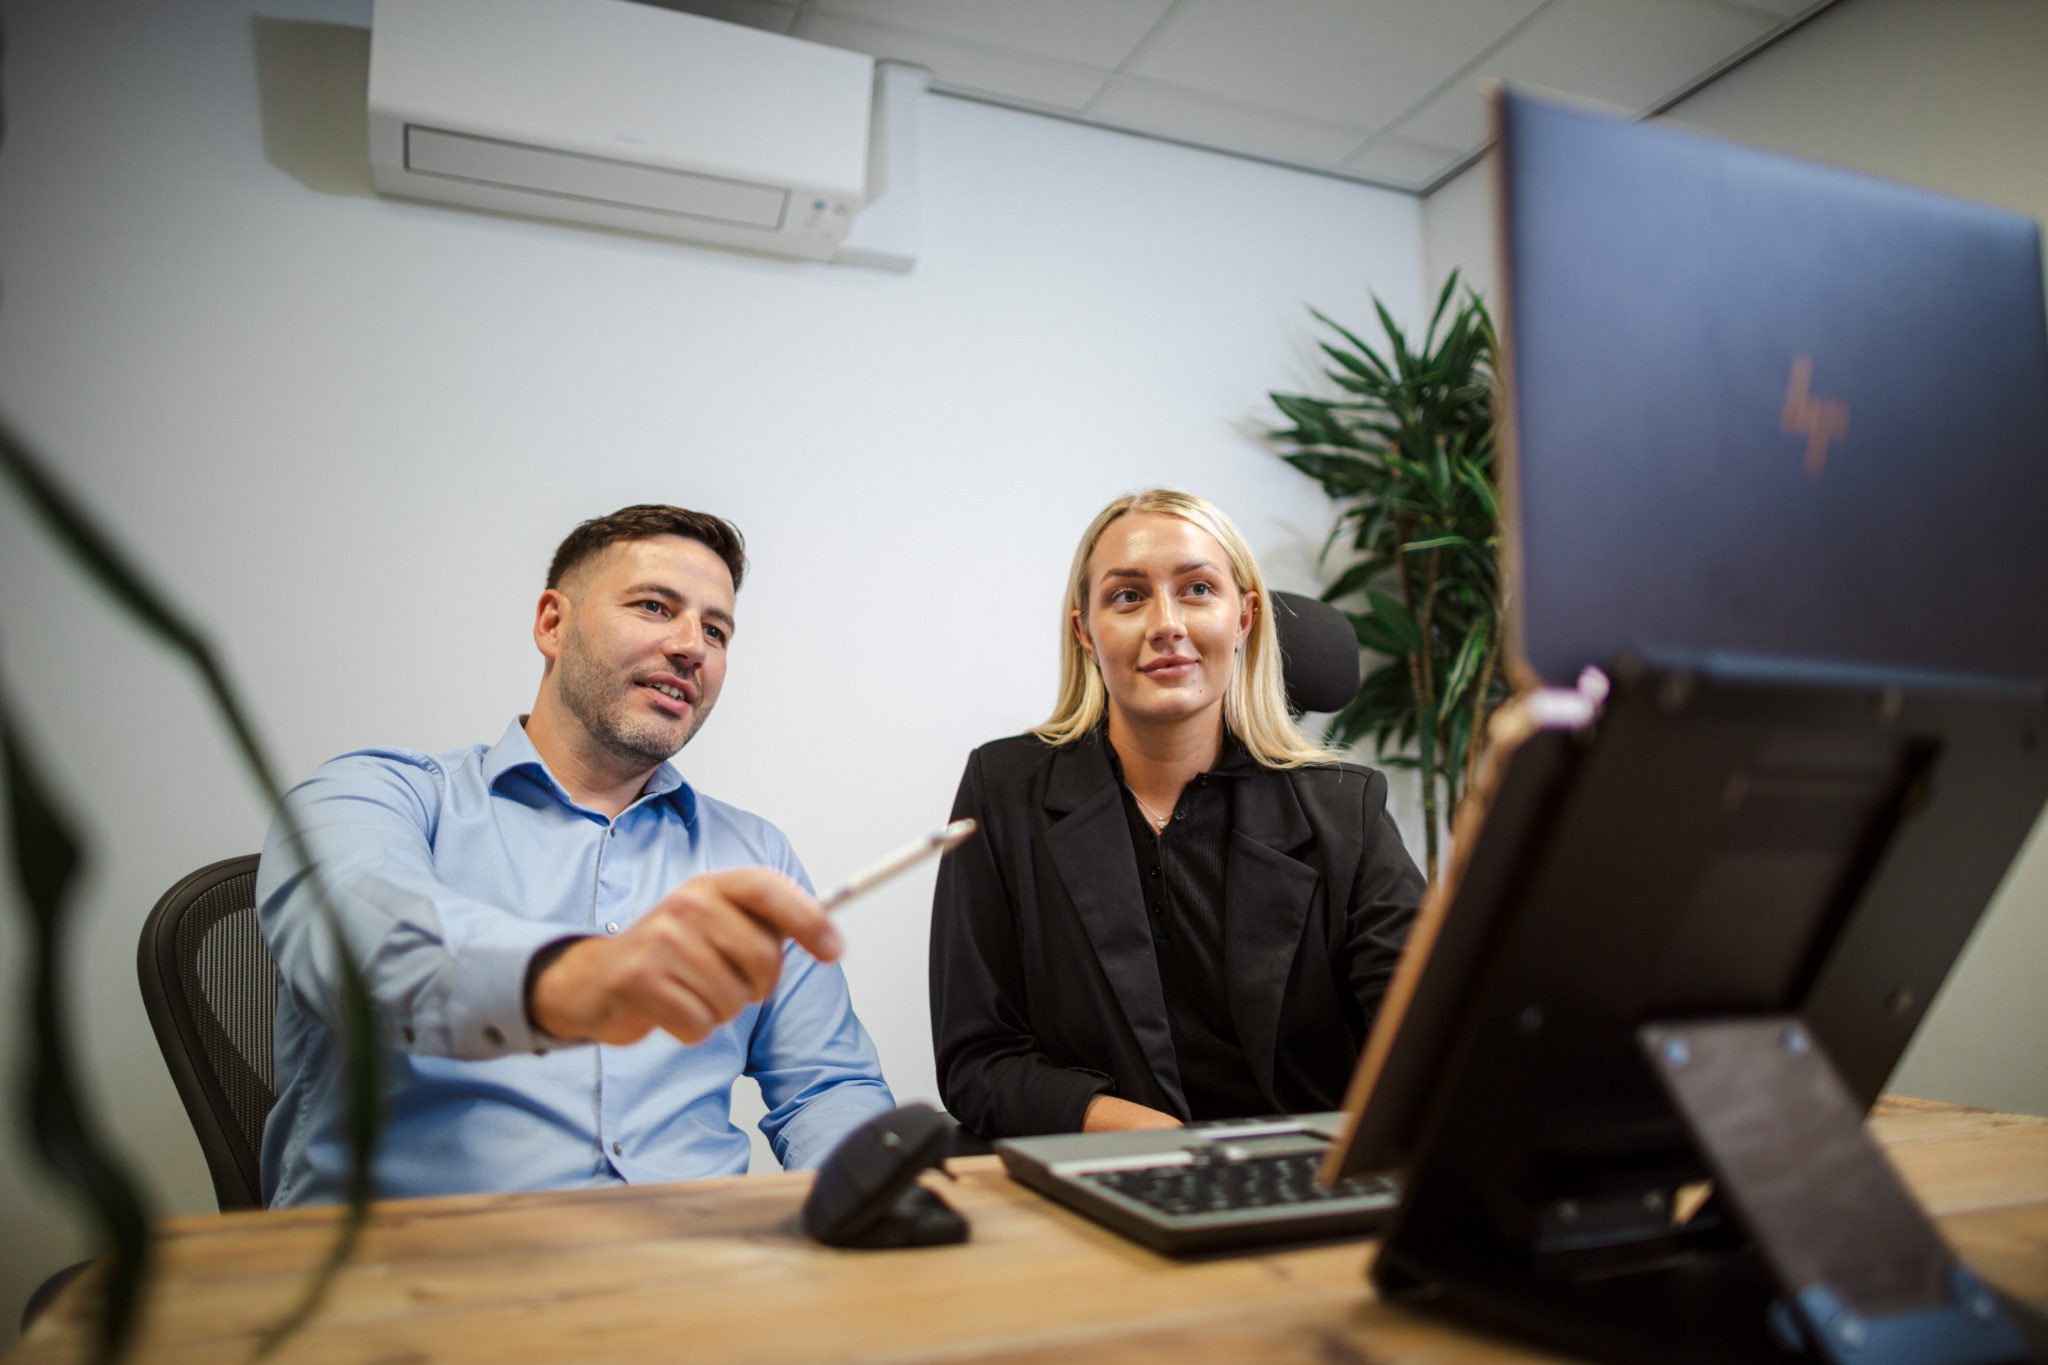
1034;489;1334;768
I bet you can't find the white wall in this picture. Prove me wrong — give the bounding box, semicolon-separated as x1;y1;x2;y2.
0;0;1426;1338
1420;0;2048;1115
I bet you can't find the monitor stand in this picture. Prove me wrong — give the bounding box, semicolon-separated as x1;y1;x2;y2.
1376;1016;2030;1363
1365;658;2042;1365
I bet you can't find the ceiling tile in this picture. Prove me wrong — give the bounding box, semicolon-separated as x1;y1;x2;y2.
1496;0;1777;108
1341;132;1467;191
1088;77;1373;168
1394;0;1776;150
634;0;799;35
1386;79;1494;158
794;13;1113;111
809;0;1176;68
1127;0;1549;131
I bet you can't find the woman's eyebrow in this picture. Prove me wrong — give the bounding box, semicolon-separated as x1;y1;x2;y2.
1099;560;1217;582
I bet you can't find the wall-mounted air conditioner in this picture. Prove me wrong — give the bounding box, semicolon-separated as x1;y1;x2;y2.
367;0;920;267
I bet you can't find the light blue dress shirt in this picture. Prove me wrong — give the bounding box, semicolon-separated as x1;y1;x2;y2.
258;719;894;1207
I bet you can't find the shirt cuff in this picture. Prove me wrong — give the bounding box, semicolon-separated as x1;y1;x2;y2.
432;919;590;1058
774;1084;898;1171
522;935;591;1040
1052;1067;1118;1135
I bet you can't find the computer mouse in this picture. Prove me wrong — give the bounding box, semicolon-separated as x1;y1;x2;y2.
801;1102;968;1249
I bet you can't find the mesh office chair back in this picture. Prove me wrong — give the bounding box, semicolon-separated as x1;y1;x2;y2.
136;854;276;1211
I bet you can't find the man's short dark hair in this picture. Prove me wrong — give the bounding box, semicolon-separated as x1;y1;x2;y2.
547;505;748;593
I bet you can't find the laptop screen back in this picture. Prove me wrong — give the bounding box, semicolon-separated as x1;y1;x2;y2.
1501;91;2048;687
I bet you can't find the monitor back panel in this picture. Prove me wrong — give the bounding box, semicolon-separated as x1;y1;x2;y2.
1499;92;2048;688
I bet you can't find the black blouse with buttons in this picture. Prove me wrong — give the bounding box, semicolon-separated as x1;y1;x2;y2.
930;725;1425;1140
1108;737;1272;1123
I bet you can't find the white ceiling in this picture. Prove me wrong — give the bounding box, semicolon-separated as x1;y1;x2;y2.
639;0;1838;193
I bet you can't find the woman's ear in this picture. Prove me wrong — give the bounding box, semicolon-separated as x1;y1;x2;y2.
1071;607;1095;659
1238;589;1259;647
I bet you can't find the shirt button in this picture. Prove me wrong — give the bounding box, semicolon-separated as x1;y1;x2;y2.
1148;867;1160;879
483;1025;505;1046
612;1142;624;1156
1150;903;1163;916
605;921;622;935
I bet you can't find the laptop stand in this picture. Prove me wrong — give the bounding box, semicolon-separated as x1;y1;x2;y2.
1366;657;2043;1364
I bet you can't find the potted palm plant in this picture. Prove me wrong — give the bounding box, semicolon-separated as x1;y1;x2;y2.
1269;273;1506;881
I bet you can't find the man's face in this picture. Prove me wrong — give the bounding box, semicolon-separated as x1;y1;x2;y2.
546;535;736;771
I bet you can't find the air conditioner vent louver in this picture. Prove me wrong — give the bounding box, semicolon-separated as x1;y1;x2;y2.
368;0;873;261
404;126;790;232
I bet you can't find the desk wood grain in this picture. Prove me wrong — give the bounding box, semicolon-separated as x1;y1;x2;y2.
14;1105;2047;1363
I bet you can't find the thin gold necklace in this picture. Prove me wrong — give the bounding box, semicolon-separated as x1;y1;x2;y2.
1130;787;1174;832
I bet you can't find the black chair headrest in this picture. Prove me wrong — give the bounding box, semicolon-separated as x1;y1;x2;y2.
1271;590;1360;715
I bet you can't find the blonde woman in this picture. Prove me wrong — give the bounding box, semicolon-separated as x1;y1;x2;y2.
930;490;1423;1139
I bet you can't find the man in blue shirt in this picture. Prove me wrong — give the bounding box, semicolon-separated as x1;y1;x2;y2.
258;505;894;1206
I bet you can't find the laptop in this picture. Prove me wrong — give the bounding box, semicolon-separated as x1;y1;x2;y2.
1496;95;2048;689
998;86;2048;1256
996;1113;1398;1255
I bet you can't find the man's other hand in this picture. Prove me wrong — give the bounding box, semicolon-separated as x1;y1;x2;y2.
528;867;843;1046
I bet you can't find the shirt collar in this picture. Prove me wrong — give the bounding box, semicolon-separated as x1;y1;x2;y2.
1103;724;1259;783
482;717;698;827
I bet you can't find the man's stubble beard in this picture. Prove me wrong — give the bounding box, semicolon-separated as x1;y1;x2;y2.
553;625;710;770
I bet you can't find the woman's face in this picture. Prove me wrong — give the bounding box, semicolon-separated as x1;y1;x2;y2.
1073;512;1255;734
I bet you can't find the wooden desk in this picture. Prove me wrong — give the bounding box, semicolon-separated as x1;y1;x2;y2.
14;1100;2048;1363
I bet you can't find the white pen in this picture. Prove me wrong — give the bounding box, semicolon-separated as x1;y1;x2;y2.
819;819;979;912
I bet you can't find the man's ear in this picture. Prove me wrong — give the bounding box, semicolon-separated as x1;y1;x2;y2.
534;589;570;666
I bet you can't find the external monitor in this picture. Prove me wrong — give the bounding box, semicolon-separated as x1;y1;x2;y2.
1499;89;2048;689
1323;89;2048;1364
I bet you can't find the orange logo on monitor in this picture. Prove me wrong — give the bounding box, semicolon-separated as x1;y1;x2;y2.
1782;356;1849;477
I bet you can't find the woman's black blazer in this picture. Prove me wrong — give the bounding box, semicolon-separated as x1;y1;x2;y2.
930;728;1424;1139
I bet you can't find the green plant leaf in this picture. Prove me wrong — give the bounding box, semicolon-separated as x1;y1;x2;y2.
1422;269;1461;351
1400;533;1476;554
1274;278;1501;860
1308;308;1393;380
1351;612;1409;659
1439;620;1490;719
1320;557;1383;603
1372;297;1417;381
1456;461;1500;523
1282;452;1373;497
2;416;384;1357
1362;589;1423;657
1323;690;1378;750
1270;390;1361;442
2;687;152;1365
1317;341;1388;388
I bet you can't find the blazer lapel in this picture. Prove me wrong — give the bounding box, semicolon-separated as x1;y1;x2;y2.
1224;769;1320;1105
1043;737;1186;1114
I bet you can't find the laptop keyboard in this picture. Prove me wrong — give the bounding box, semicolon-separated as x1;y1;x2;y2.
1077;1150;1396;1219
